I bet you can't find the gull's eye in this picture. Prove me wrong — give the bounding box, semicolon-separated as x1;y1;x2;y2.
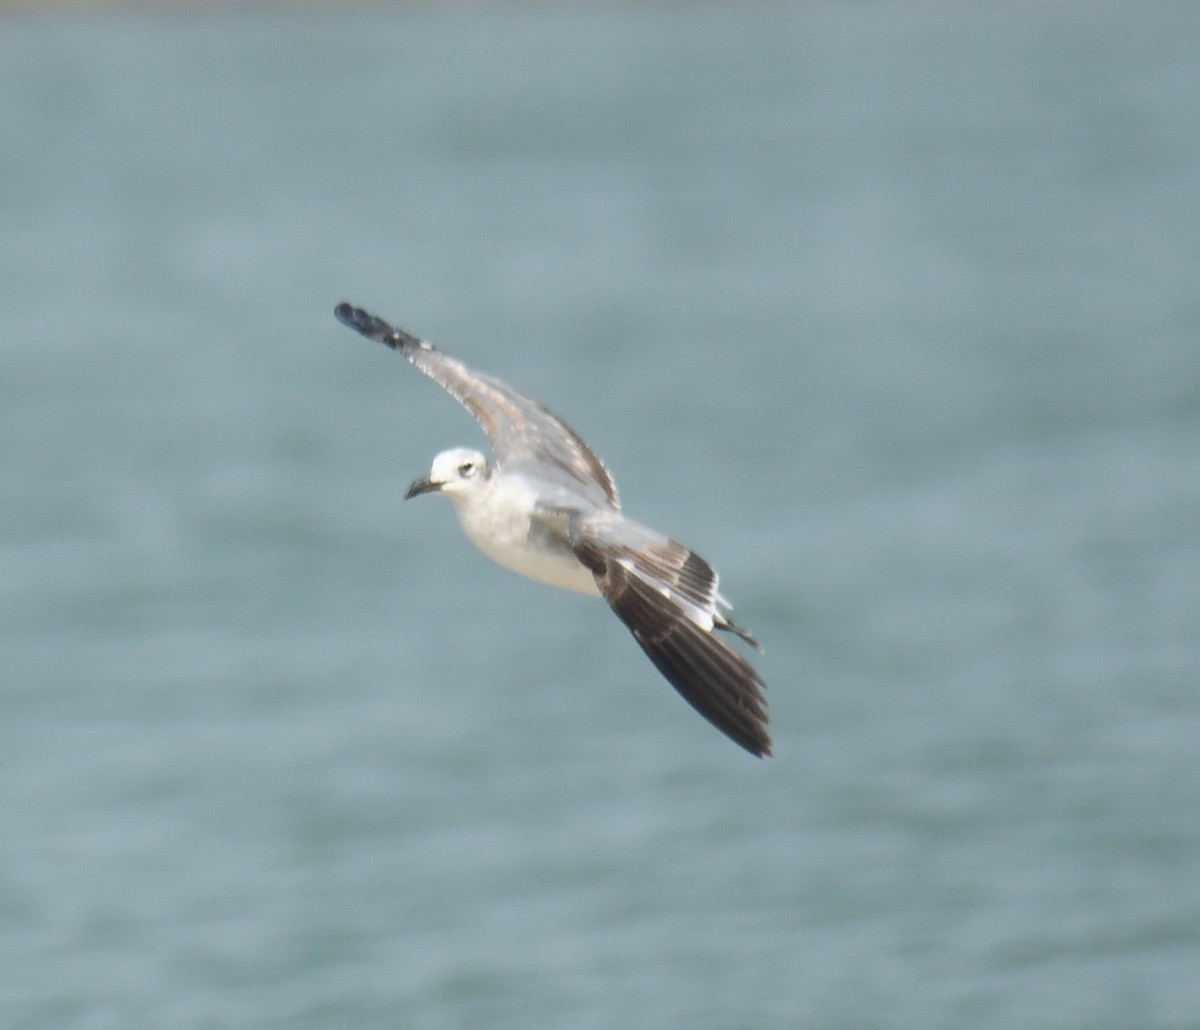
458;460;477;477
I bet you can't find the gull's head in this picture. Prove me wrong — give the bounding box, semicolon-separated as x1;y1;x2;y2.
404;447;490;502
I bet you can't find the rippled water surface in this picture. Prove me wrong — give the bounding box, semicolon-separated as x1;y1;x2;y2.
3;3;1199;1027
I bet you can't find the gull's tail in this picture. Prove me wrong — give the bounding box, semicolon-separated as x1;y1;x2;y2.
715;612;762;652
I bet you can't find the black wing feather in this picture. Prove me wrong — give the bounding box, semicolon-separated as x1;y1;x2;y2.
574;534;771;757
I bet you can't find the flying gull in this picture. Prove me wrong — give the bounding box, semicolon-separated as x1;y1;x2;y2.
334;303;770;757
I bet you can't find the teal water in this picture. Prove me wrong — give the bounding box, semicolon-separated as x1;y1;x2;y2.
3;3;1200;1027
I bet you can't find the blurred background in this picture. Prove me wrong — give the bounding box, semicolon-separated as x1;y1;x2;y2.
2;2;1199;1027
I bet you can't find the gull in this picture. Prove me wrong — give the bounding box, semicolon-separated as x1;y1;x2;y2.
335;302;770;757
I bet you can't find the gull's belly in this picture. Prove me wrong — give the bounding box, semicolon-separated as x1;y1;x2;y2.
478;536;601;595
455;501;601;597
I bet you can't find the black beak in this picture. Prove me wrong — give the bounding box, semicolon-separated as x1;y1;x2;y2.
404;475;442;500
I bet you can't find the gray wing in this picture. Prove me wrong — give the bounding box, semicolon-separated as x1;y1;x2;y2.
569;516;771;758
336;303;619;511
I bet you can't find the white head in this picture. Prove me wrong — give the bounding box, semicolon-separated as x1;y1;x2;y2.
404;446;491;502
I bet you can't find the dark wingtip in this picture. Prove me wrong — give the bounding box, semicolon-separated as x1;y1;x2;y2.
334;302;420;351
740;708;772;758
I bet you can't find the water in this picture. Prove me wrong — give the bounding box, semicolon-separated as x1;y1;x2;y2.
3;2;1199;1027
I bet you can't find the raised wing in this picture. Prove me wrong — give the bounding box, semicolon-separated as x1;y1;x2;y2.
336;303;619;510
570;517;770;757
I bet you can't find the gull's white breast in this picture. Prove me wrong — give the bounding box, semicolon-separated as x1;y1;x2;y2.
450;476;601;597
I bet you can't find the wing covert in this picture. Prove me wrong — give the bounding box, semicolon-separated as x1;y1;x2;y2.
335;303;619;510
